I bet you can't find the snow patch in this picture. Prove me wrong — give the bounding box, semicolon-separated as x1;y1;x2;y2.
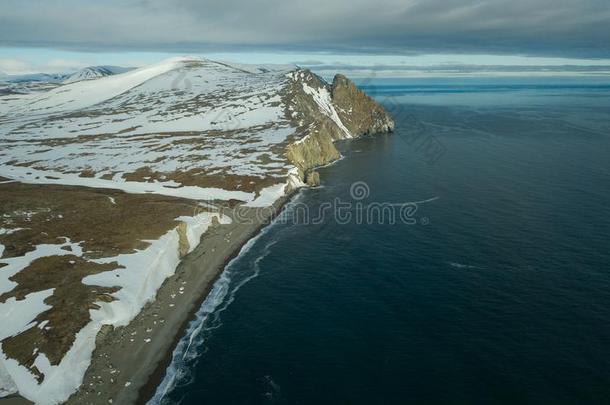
0;165;253;202
3;57;194;115
244;183;287;207
0;240;83;295
301;82;351;138
0;289;54;342
0;213;231;404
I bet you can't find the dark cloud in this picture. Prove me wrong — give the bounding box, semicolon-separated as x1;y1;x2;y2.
1;0;609;57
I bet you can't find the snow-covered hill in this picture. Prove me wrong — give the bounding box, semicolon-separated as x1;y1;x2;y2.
0;57;302;200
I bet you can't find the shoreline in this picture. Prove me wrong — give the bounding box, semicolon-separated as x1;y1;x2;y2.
0;63;394;403
137;194;297;404
64;193;297;405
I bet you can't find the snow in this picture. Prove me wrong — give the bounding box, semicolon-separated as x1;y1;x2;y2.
62;66;132;84
302;82;352;138
245;183;287;207
0;289;54;342
0;240;83;295
1;57;192;115
1;322;99;404
1;227;27;235
0;213;231;404
0;288;56;399
286;167;306;190
0;57;298;199
0;360;17;398
0;165;254;202
84;212;230;316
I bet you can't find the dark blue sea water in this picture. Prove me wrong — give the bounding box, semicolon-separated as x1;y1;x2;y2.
152;79;610;404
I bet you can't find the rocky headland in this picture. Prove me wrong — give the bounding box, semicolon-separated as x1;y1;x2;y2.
0;57;392;404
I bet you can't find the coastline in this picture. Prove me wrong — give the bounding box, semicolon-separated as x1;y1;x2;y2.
0;59;394;403
137;194;298;405
64;193;297;405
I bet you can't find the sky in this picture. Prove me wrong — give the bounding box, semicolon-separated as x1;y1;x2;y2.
1;0;609;77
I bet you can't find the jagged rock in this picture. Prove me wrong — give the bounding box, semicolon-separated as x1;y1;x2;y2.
331;74;395;136
305;171;320;186
285;128;341;177
176;222;189;258
284;69;394;186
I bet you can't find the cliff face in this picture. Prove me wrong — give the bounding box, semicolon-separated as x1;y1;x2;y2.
331;74;395;136
284;69;394;187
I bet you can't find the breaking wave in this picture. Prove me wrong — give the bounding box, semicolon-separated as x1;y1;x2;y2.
148;194;303;405
447;261;479;269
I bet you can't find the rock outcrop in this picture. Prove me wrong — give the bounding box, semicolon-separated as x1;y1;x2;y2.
177;222;189;258
284;69;394;186
331;74;395;136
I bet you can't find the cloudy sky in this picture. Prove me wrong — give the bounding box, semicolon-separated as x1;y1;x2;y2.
1;0;609;76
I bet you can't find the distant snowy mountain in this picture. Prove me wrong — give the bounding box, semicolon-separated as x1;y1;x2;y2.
62;66;133;83
3;66;132;84
6;72;66;83
0;65;133;94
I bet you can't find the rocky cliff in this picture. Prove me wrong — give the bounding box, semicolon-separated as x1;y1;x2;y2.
284;69;394;187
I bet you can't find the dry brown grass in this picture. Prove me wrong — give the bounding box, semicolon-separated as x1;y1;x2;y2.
0;182;214;377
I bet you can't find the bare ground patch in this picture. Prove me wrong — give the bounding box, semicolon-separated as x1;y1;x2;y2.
0;182;220;379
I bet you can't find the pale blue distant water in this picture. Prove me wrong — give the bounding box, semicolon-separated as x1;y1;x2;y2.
152;78;610;404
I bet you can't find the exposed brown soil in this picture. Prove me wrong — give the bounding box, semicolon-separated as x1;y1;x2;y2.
0;182;216;381
121;166;283;194
0;182;201;259
64;198;290;405
0;256;120;378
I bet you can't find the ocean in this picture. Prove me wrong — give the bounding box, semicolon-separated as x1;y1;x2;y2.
151;78;610;404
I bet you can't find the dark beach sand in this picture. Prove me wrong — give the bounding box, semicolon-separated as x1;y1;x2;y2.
61;199;291;405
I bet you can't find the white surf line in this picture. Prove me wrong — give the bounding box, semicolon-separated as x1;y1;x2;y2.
148;238;275;405
148;193;302;405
